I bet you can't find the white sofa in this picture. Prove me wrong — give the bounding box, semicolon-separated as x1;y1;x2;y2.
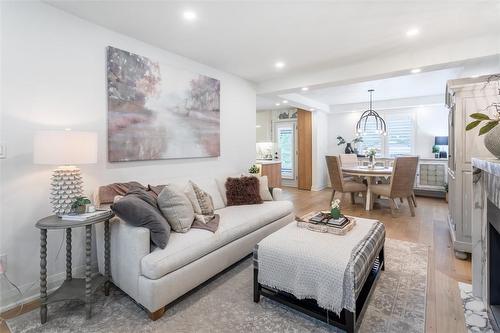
95;176;294;319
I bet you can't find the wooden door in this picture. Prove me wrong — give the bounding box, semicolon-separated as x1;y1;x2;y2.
297;109;312;190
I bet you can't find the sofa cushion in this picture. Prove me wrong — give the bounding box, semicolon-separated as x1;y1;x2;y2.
111;189;171;249
157;184;195;233
140;200;293;279
225;176;263;206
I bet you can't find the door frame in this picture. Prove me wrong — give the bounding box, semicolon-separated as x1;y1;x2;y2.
273;119;298;187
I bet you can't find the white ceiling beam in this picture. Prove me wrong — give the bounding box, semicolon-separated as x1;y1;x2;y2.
257;34;500;94
277;93;330;113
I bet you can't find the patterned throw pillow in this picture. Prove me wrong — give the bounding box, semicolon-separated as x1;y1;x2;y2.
190;181;215;216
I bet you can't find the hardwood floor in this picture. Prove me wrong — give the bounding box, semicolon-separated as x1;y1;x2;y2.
0;187;470;333
281;186;470;333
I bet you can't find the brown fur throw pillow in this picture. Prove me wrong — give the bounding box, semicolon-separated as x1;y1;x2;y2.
225;176;263;206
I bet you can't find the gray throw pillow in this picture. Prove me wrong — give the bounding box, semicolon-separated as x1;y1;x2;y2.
111;189;171;249
157;184;195;233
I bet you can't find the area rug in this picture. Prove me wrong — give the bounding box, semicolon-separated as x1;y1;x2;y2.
7;238;428;333
458;282;494;333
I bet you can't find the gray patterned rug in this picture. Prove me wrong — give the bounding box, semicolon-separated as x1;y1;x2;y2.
7;238;428;333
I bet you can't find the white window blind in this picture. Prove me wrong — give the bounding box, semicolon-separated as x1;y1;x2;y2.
358;112;414;156
359;119;382;155
386;114;414;157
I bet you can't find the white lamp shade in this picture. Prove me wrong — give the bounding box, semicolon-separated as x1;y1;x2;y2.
34;130;98;165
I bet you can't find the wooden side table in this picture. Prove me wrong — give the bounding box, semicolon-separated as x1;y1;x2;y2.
35;211;114;324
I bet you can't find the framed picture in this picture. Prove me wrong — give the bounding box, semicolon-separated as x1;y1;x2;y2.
107;46;220;162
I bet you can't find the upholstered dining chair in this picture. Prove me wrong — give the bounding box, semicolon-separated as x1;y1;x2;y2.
370;156;419;217
339;154;359;168
325;155;367;205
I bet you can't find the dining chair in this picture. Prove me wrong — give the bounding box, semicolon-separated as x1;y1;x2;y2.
339;154;359;168
325;155;367;205
370;156;419;217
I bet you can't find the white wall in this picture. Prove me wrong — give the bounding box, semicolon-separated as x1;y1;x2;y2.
312;111;328;191
0;1;256;310
326;96;449;158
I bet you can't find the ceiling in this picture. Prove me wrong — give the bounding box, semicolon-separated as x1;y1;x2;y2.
47;1;499;83
303;68;460;105
257;67;462;110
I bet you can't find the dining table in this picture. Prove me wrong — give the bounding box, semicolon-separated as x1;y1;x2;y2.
342;165;393;211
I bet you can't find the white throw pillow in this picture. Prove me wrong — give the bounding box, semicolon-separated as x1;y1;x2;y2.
258;176;274;201
157;184;194;233
184;182;202;214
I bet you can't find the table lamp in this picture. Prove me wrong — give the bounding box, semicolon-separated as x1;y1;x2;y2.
34;130;98;216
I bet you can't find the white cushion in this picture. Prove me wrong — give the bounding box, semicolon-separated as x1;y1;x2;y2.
157;184;194;233
258;176;273;201
140;200;293;279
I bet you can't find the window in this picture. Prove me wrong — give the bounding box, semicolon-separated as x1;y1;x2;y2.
387;113;414;157
359;118;383;155
359;112;414;156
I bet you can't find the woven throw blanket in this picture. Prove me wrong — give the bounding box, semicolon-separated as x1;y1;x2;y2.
256;218;379;315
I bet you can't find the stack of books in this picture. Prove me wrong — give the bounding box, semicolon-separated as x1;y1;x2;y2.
60;210;111;222
309;212;350;229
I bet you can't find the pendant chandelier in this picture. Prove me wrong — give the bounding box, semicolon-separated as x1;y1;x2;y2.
356;89;387;136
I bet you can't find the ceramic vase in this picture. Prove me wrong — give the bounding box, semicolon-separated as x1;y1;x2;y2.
345;143;354;154
484;125;500;159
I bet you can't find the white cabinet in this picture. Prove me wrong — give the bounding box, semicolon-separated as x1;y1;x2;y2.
446;76;499;259
415;159;447;191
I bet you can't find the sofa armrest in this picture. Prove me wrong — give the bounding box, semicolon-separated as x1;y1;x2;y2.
96;217;150;301
272;188;285;201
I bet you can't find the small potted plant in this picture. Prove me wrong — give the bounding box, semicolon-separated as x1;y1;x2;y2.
432;145;440;158
71;196;92;214
365;147;378;168
331;199;341;219
248;164;260;175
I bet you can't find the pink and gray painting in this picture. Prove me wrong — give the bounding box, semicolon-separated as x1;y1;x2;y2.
107;46;220;162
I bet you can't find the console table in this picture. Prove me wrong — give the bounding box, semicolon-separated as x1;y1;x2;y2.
35;211;114;324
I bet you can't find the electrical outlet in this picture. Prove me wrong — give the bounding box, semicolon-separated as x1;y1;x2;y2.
0;254;7;274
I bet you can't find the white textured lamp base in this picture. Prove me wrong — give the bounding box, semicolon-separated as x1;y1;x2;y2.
51;166;83;216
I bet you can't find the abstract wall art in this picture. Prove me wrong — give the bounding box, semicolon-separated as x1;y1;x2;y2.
106;46;220;162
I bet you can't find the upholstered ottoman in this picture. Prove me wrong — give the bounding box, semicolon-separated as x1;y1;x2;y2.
253;216;385;333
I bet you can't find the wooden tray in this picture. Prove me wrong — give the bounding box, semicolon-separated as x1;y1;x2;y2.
297;211;356;236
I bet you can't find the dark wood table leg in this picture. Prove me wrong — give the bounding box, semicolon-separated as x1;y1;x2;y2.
253;267;261;303
40;229;47;324
85;225;92;319
66;228;72;280
104;220;110;296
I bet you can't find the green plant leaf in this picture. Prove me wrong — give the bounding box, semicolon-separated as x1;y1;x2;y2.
470;113;491;120
466;120;481;131
478;121;499;135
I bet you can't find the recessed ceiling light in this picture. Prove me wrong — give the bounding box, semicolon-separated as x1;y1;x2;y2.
310;108;315;111
301;87;309;91
406;28;420;37
183;10;197;21
275;61;285;69
256;125;262;128
470;74;480;78
275;103;281;106
282;100;288;104
411;68;421;74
